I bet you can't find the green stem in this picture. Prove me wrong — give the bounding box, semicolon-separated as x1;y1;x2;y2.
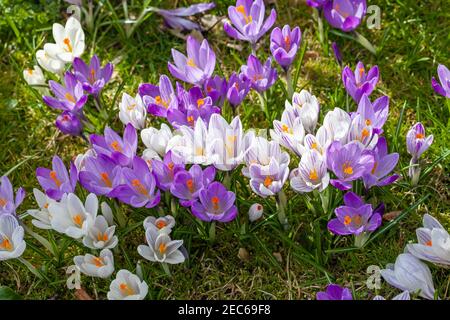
353;31;377;55
284;72;294;100
223;171;231;189
113;200;127;228
161;262;172;277
18;257;50;282
354;232;370;248
23;225;55;256
208;221;216;243
170;198;177;217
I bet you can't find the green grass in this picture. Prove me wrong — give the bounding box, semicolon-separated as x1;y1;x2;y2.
0;0;449;300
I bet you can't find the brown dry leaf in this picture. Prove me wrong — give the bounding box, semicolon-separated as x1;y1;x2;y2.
273;252;283;263
75;288;93;300
383;211;402;221
238;247;250;261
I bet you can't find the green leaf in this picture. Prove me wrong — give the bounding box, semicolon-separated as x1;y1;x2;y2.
0;286;22;300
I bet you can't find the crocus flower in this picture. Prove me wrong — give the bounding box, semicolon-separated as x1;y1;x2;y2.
23;65;47;91
73;55;113;96
326;141;375;190
406;214;450;266
226;72;251;108
355;94;389;135
327;192;382;244
346;114;378;148
118;93;147;130
73;148;96;172
168;36;215;85
380;253;436;300
0;176;25;217
270;25;301;71
107;269;148;300
141;123;173;158
55;111;83;136
270;103;305;156
151;151;185;191
79;154;123;196
248;203;263;222
323;0;367;32
406;122;434;160
43;71;88;114
36;49;65;74
191;182;238;223
66;265;81;290
290;149;330;193
110;156;160;208
208;114;246;171
322;107;351;143
27;188;58;230
143;215;175;234
43;17;85;63
82;215;118;250
90;124;138;167
74;249;115;279
204;75;227;106
332;42;343;66
373;291;411;300
362;137;399;189
224;0;277;45
139;75;178;118
290;90;320;134
316;284;353;300
153;2;215;31
431;64;450;98
171;165;216;207
306;0;327;8
48;193;98;239
298;126;332;157
241;55;277;93
342;61;379;103
138;226;186;264
36;155;78;201
0;215;26;261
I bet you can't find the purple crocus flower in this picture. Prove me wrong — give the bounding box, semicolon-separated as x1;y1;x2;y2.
204;75;227;106
110;156;160;208
270;25;301;71
43;71;88;114
342;61;379;103
90;123;138;167
326;141;375;190
224;0;277;45
226;72;251;108
332;42;343;66
170;165;216;207
79;154;123;196
362;137;399;189
36;155;78;200
327;191;382;236
241;55;277;93
151;151;185;191
0;176;25;216
323;0;367;32
355;94;389;135
168;36;216;85
316;284;353;300
153;2;215;31
191;182;238;223
139;75;178;118
431;64;450;98
55;111;83;136
406;122;434;160
73;55;113;96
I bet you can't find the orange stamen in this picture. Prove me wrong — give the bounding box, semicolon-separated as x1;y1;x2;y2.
186;179;194;193
49;171;62;187
100;172;112;188
343;215;352;226
131;179;148;196
110;141;123;152
309;169;319;181
425;240;432;246
0;198;7;207
187;58;196;67
65;92;76;103
343;163;353;176
197;98;205;108
92;256;104;267
63;38;73;52
97;232;108;242
0;237;12;251
371;162;378;175
416;133;424;139
159;243;167;254
72;214;83;227
156;220;167;229
212;196;220;211
263;176;273;188
119;283;135;295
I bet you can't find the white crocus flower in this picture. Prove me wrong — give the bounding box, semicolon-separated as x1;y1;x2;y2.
73;149;96;172
143;215;175;234
406;214;450;266
270;104;305;156
74;249;115;279
290;149;330;193
101;202;114;227
248;203;263;222
107;269;148;300
66;265;81;290
141;123;173;158
82;215;118;250
169;118;213;165
322;107;351;143
43;17;85;63
373;291;411;300
347;114;378;149
380;253;436;300
119;93;147;130
48;193;98;239
36;49;65;74
27;188;60;230
290;90;320;133
137;227;185;264
23;65;47;94
297;126;332;157
0;215;26;261
208;114;246;171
